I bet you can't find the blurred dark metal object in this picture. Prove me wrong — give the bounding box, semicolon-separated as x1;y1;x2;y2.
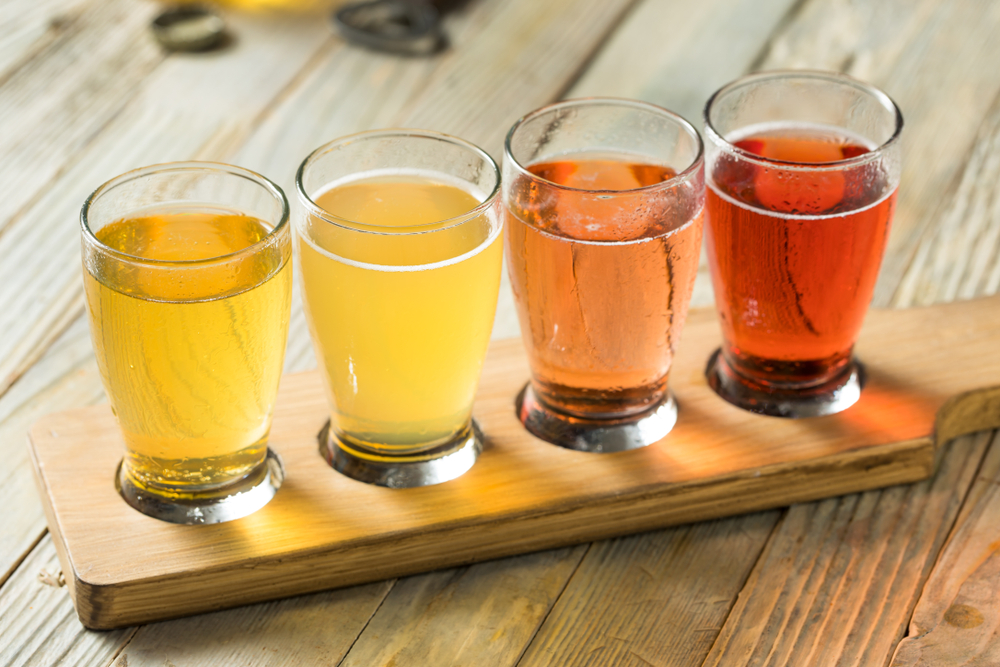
151;5;226;52
333;0;445;56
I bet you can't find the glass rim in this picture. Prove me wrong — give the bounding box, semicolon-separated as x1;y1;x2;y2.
295;129;502;237
503;97;705;195
81;161;290;268
703;69;904;173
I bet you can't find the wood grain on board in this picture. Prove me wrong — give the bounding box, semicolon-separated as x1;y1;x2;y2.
29;296;1000;629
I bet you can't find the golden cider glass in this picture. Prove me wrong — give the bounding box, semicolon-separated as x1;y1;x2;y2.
81;162;292;524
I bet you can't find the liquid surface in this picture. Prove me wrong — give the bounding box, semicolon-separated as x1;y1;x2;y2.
96;211;270;261
315;175;481;228
706;124;895;386
300;174;501;452
86;210;291;493
506;157;702;417
515;158;683;243
529;158;677;191
733;127;871;164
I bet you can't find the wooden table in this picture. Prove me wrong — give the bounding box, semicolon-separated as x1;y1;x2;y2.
2;0;999;664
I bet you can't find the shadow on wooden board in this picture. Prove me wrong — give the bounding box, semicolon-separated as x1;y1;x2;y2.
27;296;1000;629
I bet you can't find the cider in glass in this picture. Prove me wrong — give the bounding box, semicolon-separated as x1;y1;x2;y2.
703;71;903;417
82;163;292;524
296;131;502;487
503;99;705;452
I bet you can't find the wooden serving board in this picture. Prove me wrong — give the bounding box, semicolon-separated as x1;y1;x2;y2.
28;297;1000;630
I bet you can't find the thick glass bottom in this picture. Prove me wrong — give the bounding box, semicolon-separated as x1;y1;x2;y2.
320;420;481;488
116;448;283;524
706;348;864;418
516;383;677;453
529;377;670;420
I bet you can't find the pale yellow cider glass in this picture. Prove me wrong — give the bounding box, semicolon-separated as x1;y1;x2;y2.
296;130;503;488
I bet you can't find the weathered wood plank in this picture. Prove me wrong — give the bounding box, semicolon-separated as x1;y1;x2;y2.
108;580;393;667
0;0;162;397
0;9;332;398
0;0;162;234
892;88;1000;307
754;0;940;79
516;512;780;667
338;547;587;667
0;0;92;80
567;0;799;128
701;433;989;667
0;536;133;667
394;0;638;158
0;531;393;667
889;432;1000;666
0;317;103;587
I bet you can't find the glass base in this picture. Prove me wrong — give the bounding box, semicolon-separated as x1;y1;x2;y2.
320;421;482;488
705;349;864;418
516;384;678;453
116;448;284;525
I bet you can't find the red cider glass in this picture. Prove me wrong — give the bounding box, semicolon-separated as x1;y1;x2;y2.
703;70;903;417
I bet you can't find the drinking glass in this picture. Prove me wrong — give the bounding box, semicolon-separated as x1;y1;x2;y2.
703;70;903;417
295;130;503;488
504;98;705;452
82;162;292;524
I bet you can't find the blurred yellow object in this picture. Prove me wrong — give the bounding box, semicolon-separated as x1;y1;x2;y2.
164;0;348;14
